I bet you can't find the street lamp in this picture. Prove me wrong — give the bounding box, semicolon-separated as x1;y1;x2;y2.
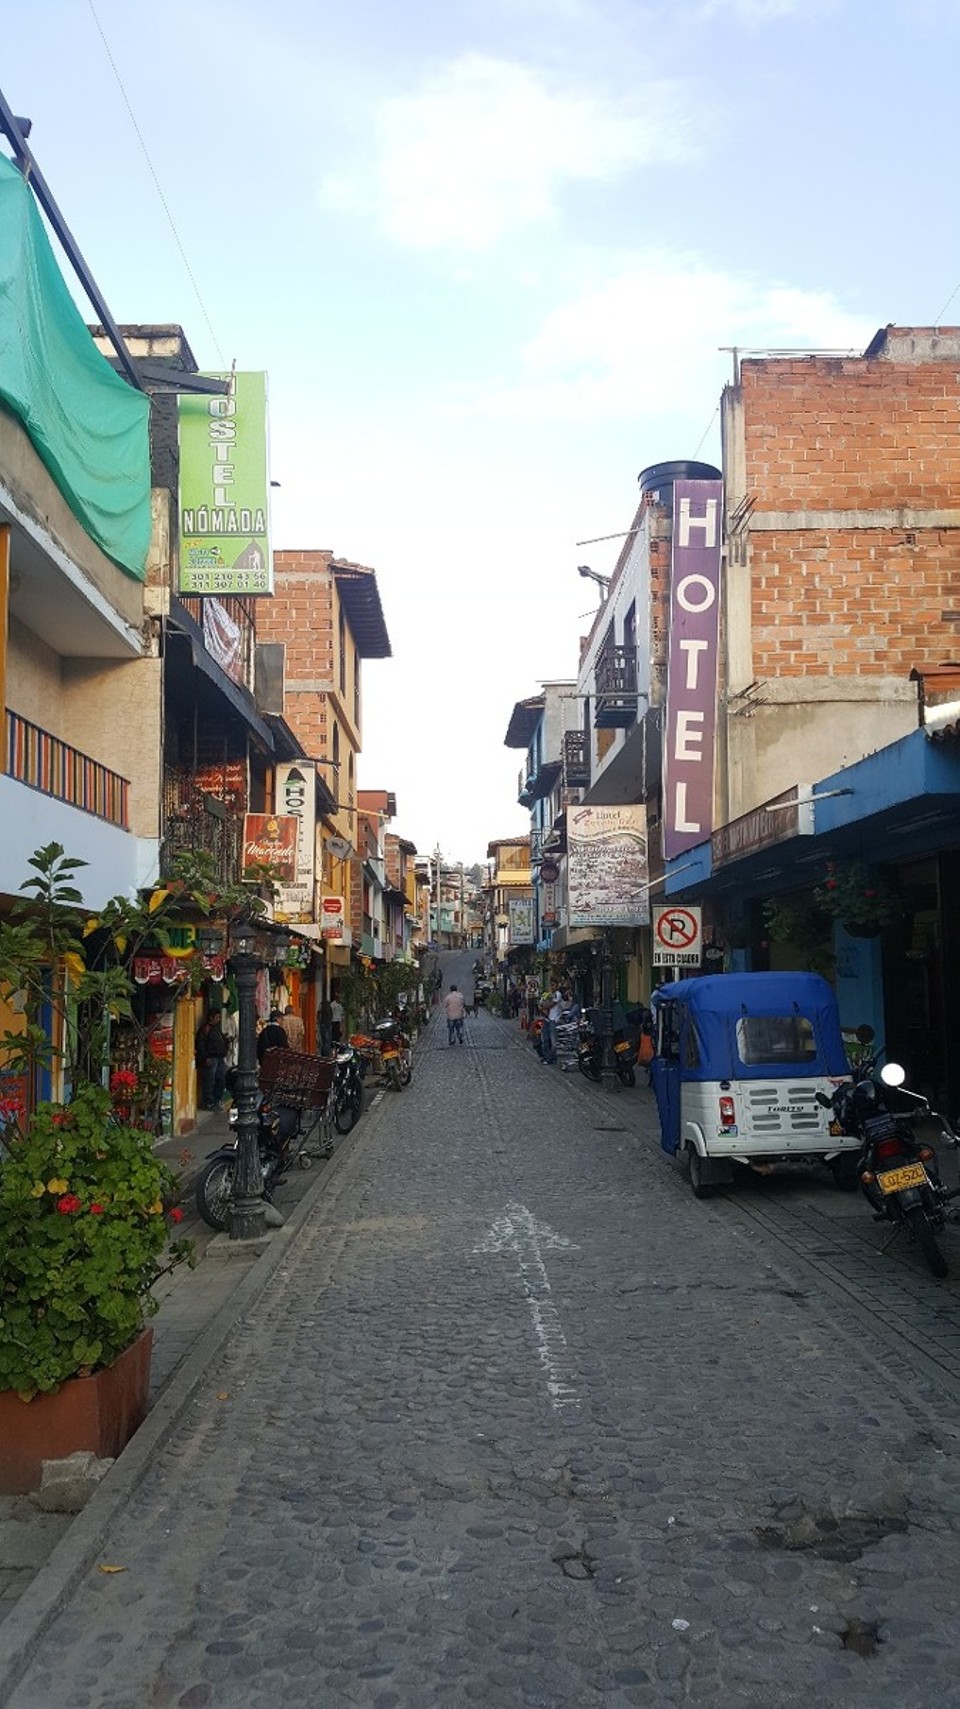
227;917;266;1241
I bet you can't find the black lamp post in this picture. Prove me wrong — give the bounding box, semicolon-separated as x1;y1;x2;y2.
598;928;618;1084
227;918;266;1241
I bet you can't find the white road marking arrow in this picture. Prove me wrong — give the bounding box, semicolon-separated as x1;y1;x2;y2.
475;1201;580;1411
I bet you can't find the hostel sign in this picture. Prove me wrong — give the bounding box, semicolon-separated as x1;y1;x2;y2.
663;479;723;860
178;371;273;595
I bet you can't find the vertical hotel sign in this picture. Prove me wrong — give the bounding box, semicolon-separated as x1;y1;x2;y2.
663;479;723;861
178;372;273;595
274;764;317;924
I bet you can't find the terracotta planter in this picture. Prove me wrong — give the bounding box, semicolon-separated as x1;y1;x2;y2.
0;1328;153;1495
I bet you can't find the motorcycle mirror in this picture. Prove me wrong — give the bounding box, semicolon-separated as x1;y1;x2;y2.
880;1062;906;1087
855;1023;876;1044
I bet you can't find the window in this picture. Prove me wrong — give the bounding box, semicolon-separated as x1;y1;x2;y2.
735;1015;817;1066
338;606;346;694
683;1019;701;1070
332;722;340;766
658;1003;682;1061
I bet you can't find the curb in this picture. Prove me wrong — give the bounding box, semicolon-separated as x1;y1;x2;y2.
0;1077;400;1706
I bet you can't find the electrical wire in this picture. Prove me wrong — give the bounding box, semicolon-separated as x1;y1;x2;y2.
86;0;227;368
933;282;960;325
691;403;719;462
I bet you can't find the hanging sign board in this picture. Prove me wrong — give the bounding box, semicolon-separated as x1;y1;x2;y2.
652;904;703;966
274;764;316;924
566;804;649;928
663;479;723;860
178;371;273;595
242;813;298;883
320;894;346;941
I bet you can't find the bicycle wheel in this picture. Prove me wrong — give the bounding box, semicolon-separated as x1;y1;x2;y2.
194;1157;234;1230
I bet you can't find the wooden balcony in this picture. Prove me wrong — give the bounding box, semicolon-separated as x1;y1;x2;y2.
6;709;129;828
594;646;639;728
562;729;590;787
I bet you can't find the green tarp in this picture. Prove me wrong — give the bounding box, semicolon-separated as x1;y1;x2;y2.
0;153;150;580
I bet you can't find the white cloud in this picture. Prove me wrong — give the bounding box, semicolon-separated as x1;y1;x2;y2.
319;53;697;251
447;254;874;422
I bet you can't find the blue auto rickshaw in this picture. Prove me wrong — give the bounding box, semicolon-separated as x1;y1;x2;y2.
650;972;856;1198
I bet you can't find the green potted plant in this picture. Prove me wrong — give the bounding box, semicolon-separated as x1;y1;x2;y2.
813;860;903;938
0;1084;192;1491
0;842;271;1491
762;895;833;974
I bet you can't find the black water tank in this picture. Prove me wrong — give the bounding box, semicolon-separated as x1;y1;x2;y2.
638;460;721;505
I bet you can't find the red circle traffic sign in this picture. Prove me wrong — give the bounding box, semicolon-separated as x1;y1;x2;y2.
655;907;699;948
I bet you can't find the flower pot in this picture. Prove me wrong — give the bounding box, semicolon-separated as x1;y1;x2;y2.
0;1328;153;1495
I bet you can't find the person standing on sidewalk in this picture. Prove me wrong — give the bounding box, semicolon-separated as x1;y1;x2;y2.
280;1005;305;1051
444;984;466;1046
541;989;564;1065
195;1009;229;1109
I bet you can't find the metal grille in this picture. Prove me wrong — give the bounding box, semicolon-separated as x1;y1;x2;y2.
161;765;243;885
744;1084;823;1134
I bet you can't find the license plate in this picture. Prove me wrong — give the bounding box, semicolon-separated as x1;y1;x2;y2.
829;1120;842;1137
877;1161;927;1195
615;1042;631;1055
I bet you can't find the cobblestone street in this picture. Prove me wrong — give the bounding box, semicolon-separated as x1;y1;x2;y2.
7;978;960;1708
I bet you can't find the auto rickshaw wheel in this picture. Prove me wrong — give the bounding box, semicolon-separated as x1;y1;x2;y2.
688;1147;715;1200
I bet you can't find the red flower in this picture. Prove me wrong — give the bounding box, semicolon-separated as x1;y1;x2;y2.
168;1206;184;1224
51;1112;74;1128
56;1194;82;1214
825;880;837;890
864;889;877;898
89;1203;105;1215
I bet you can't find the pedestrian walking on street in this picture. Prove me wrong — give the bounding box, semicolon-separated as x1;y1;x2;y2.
195;1008;229;1109
330;990;345;1045
444;983;466;1046
279;1005;305;1051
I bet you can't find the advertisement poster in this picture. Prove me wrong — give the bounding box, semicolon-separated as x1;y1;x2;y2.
566;804;649;928
508;897;535;945
242;813;298;883
320;895;346;942
178;371;273;595
274;763;316;924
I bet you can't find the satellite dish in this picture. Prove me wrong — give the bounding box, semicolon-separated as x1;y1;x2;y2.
326;837;353;860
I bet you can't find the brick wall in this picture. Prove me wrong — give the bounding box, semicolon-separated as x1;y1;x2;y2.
740;340;960;681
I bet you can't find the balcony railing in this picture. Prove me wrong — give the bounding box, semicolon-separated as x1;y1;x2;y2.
160;765;243;886
6;709;130;828
562;729;590;787
594;646;639;728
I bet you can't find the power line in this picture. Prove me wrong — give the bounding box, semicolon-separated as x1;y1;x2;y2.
86;0;227;368
691;403;719;462
933;281;960;325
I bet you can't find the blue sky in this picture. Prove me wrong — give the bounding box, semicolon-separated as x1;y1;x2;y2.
5;0;958;864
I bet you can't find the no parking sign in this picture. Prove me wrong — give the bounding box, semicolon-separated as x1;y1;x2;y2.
652;904;703;967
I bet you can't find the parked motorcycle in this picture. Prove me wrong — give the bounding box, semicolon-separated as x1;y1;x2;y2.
577;1009;636;1087
195;1093;305;1231
196;1049;359;1230
818;1056;960;1277
332;1043;365;1134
